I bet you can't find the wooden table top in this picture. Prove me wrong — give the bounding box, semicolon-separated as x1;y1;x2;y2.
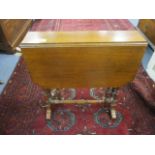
21;31;146;47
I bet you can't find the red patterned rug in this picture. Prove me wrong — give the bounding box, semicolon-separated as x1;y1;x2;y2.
30;19;134;31
0;19;155;135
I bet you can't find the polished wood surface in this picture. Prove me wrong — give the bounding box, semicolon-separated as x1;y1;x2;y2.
0;19;32;53
21;31;147;88
138;19;155;46
22;31;146;45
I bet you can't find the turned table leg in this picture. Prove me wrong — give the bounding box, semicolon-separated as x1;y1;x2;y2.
45;88;61;120
104;88;118;119
46;105;52;120
110;108;117;119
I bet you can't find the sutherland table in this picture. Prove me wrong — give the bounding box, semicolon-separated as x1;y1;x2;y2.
20;31;147;120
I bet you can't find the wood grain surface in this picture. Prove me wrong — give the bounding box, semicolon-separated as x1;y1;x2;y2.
21;31;147;88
